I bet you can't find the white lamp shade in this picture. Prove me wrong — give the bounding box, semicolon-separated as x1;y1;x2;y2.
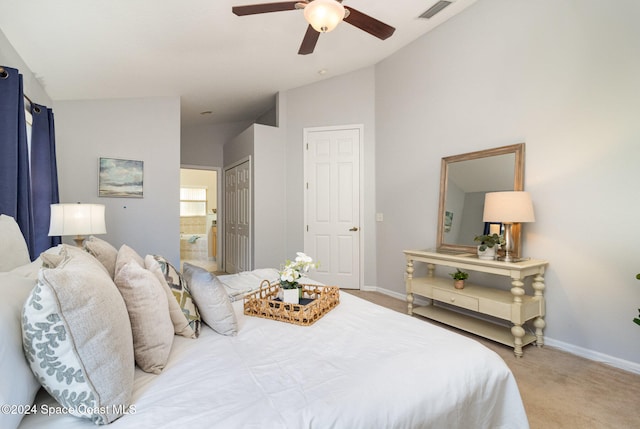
483;191;535;223
304;0;345;33
48;204;107;236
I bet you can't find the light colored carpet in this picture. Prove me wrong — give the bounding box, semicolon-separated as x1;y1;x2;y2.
344;290;640;429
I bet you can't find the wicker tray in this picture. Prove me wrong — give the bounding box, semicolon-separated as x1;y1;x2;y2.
243;280;340;326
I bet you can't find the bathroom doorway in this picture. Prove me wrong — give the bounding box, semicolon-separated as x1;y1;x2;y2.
179;167;222;273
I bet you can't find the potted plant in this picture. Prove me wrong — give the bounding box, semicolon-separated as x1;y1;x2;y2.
278;252;318;304
474;233;505;260
449;269;469;289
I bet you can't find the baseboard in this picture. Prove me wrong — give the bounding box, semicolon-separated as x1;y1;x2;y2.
363;285;640;375
544;338;640;375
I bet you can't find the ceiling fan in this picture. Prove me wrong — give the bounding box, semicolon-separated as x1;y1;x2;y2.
232;0;396;55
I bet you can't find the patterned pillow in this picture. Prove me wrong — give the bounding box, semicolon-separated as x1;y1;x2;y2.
84;236;118;278
183;263;237;336
145;255;196;339
21;248;135;425
153;255;201;337
114;260;174;374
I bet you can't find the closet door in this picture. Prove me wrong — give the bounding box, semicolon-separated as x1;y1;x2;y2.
224;160;251;274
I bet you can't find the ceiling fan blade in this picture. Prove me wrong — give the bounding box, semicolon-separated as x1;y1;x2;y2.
343;6;395;40
298;25;320;55
232;1;301;16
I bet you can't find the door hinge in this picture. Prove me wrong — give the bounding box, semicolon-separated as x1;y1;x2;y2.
306;182;309;190
306;143;309;150
306;225;309;232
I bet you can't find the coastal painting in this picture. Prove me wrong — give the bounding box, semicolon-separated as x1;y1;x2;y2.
99;158;143;198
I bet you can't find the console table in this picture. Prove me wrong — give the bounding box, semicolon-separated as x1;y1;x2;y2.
404;249;548;357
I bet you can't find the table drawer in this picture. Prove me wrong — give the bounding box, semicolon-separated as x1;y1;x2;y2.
433;288;479;311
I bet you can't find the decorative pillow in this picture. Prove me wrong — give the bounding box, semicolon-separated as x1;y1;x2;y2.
183;263;238;336
84;236;118;278
21;248;135;425
114;260;174;374
0;214;31;271
0;272;41;429
115;244;145;277
152;255;201;337
62;243;111;276
145;255;196;339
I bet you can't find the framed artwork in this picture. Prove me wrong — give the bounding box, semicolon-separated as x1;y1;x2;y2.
444;211;453;233
99;157;144;198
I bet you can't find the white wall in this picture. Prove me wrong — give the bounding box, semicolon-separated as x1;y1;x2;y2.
54;97;181;266
283;67;377;287
0;29;52;107
375;0;640;368
181;120;251;168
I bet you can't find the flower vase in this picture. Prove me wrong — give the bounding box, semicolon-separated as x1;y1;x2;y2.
454;280;465;289
282;288;299;304
477;245;496;260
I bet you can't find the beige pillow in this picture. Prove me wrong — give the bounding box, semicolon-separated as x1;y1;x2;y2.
114;260;174;374
84;236;118;278
115;244;145;277
183;263;238;336
0;214;30;271
21;248;134;425
145;255;196;339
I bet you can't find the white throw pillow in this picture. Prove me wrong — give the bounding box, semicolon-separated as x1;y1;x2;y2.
145;255;196;339
0;272;41;429
0;214;31;271
21;248;135;425
115;244;145;277
183;263;238;336
114;260;174;374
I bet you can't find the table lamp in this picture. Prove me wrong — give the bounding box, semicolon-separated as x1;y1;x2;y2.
482;191;535;262
48;203;107;247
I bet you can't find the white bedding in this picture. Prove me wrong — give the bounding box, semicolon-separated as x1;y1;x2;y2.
18;287;528;428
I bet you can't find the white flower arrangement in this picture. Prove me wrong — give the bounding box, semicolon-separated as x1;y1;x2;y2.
279;252;318;289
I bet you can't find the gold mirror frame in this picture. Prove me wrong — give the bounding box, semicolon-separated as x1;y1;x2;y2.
436;143;525;255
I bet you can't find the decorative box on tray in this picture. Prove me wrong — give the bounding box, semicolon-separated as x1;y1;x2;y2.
244;280;340;326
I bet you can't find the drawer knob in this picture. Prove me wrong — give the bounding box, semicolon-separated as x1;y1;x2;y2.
450;298;455;303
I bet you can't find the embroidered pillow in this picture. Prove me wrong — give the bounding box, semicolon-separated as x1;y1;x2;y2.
183;263;237;336
84;235;118;278
145;255;196;338
152;255;201;337
21;248;134;425
114;260;174;374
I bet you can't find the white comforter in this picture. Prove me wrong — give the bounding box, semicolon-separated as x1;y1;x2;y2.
19;286;528;428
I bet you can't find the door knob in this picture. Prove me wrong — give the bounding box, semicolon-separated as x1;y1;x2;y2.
349;227;359;231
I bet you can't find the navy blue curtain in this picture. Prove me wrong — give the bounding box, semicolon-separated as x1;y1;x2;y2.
0;66;34;257
31;103;61;254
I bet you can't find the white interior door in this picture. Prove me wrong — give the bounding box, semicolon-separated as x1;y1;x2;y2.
304;126;361;289
224;160;251;274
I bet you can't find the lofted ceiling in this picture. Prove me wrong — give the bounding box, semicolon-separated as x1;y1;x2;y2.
0;0;476;126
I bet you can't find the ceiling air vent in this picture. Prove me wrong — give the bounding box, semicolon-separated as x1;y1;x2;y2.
419;1;453;19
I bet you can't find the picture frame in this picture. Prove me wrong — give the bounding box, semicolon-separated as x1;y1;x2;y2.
99;157;144;198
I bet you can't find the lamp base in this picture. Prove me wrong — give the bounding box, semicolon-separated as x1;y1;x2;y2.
73;235;86;247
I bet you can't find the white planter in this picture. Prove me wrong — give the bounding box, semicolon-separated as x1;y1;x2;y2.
282;288;299;304
477;245;497;260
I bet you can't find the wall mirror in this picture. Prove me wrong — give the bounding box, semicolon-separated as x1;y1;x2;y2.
437;143;525;255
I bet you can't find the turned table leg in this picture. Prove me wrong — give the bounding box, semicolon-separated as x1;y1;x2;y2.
532;273;546;347
406;259;414;315
510;278;526;358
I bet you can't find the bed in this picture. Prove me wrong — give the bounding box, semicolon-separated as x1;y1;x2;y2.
0;216;529;429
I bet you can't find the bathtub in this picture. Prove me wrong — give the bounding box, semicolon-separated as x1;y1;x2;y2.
180;233;208;260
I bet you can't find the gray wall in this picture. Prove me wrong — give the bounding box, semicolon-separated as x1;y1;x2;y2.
375;0;640;368
54;97;181;266
181;120;251;168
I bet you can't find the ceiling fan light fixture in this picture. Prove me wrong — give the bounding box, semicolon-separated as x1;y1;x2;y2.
303;0;345;33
